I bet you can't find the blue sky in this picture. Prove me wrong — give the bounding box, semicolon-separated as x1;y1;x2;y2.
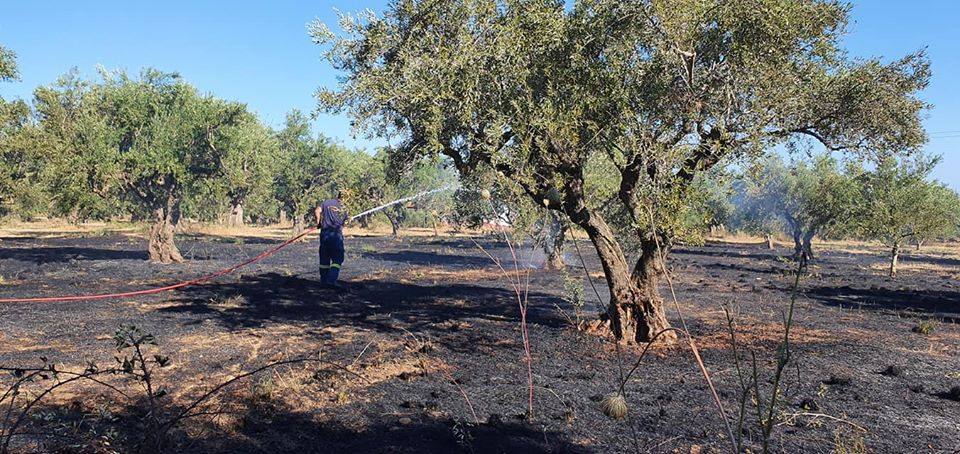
1;1;957;189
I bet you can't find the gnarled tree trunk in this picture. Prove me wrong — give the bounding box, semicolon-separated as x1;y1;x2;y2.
386;206;401;238
575;210;675;345
543;211;567;270
889;242;900;278
228;202;244;227
148;195;183;264
293;214;305;236
791;226;815;265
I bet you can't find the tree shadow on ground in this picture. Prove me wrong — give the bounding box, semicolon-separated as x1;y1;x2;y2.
899;253;960;268
13;390;589;454
184;403;590;454
158;272;568;334
673;244;787;262
361;250;493;269
804;285;960;322
180;233;295;245
0;246;149;264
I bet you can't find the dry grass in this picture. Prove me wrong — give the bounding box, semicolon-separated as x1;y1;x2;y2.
0;219;490;242
356;265;532;285
865;260;960;278
0;219;141;239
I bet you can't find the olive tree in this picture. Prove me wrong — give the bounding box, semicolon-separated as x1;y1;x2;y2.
0;46;41;218
731;159;787;249
37;69;249;262
220;117;279;226
273;110;367;233
314;0;928;343
912;184;960;250
274;110;328;234
858;155;959;277
778;155;859;262
0;46;16;81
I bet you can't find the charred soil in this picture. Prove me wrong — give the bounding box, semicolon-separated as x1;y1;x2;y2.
0;232;958;453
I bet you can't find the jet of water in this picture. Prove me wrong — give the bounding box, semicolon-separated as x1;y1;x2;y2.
348;185;458;223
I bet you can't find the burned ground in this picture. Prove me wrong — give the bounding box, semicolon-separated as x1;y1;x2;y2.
0;231;958;453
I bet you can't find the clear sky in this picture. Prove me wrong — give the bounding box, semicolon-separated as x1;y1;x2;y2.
1;1;957;189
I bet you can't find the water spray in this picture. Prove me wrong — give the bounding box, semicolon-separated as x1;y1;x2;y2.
348;185;458;223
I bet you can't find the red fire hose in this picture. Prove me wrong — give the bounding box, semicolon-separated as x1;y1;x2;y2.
0;227;319;304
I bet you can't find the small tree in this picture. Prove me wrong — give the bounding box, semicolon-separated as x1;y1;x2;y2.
858;155;959;277
220;116;279;226
315;0;928;343
779;155;859;262
911;183;960;250
542;210;568;269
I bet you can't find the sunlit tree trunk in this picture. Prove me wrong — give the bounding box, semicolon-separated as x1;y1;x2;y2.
802;230;816;262
148;194;183;263
570;205;675;345
765;233;775;250
293;213;305;236
889;242;900;278
386;206;401;237
228;202;244;227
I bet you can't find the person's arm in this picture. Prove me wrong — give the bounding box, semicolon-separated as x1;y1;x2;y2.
314;206;323;228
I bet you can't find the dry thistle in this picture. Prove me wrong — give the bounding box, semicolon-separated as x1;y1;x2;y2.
480;189;491;200
600;392;628;420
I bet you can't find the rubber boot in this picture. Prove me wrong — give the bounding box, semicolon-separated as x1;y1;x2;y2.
326;266;341;288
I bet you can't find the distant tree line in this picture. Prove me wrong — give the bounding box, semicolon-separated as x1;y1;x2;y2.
726;153;960;276
0;48;456;262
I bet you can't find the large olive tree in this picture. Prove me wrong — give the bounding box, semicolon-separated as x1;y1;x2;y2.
0;46;45;219
313;0;928;344
37;69;248;263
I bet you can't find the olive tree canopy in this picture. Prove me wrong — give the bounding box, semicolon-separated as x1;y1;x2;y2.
36;69;250;263
313;0;929;343
857;155;960;277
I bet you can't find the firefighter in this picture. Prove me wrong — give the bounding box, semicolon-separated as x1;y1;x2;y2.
314;191;348;288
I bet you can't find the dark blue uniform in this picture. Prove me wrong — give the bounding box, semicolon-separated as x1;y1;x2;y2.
318;199;347;286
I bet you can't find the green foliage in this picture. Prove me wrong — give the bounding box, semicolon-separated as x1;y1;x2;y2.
0;45;46;218
33;68;251;225
781;155;861;239
561;271;586;322
733;154;860;259
367;150;458;233
273;109;372;225
182;110;281;223
0;46;18;82
911;319;937;335
314;0;929;266
856;154;959;248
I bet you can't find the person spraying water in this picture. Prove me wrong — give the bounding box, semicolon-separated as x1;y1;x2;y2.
314;190;349;288
314;185;456;290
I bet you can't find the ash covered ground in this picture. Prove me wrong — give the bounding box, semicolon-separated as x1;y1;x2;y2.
0;231;958;453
